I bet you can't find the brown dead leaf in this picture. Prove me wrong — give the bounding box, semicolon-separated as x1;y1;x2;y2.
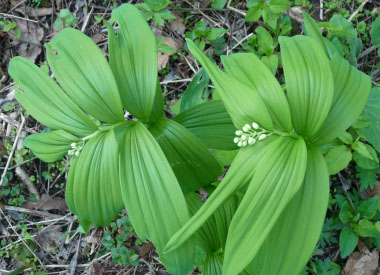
92;33;105;44
343;248;378;275
169;13;185;35
139;242;153;257
370;181;380;197
24;194;68;211
158;36;182;70
9;19;44;62
285;6;304;24
35;225;64;254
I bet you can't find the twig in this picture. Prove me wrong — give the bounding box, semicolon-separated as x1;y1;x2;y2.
227;33;254;54
3;205;63;219
16;167;40;201
0;157;37;170
227;0;246;17
81;6;94;32
0;113;37;134
359;44;380;59
348;0;369;22
0;115;25;186
67;234;82;275
0;13;38;23
320;0;324;20
160;78;192;85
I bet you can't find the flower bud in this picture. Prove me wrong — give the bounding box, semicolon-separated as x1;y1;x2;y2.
252;122;259;129
241;135;247;140
233;137;239;144
242;141;247;147
259;134;267;140
237;141;243;147
244;124;251;131
235;130;243;136
248;137;256;145
71;143;76;148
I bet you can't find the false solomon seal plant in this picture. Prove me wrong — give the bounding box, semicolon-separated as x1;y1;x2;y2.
7;4;237;274
165;12;372;274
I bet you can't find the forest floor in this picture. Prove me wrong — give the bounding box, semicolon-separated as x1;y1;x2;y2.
1;0;380;274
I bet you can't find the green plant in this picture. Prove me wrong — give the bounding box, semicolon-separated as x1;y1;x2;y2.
101;215;139;266
53;9;78;30
136;0;176;26
185;21;227;55
245;0;292;29
165;12;372;274
9;4;235;274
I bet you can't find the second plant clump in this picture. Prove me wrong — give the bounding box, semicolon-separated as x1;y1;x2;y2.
8;4;373;275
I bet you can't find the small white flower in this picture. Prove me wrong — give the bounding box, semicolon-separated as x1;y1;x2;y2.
241;135;247;140
242;141;247;147
237;141;243;147
68;150;74;155
259;134;267;140
252;122;259;129
235;130;243;136
248;137;256;145
71;143;76;148
75;151;80;157
233;137;239;143
243;124;251;132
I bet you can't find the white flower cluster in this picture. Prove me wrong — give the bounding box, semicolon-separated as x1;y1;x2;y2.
233;122;271;147
68;142;83;157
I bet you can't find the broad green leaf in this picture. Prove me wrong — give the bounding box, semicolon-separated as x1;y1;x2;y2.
180;69;209;113
149;118;222;194
213;149;239;166
8;57;98;136
145;0;169;11
223;137;307;275
211;0;227;9
248;145;329;275
203;254;223;275
279;35;334;138
186;192;239;253
303;11;328;56
356;219;380;238
45;28;124;124
262;6;278;29
65;130;123;227
313;55;371;145
24;130;80;162
165;136;278;253
371;17;380;45
186;39;273;130
108;4;157;122
360;88;380;152
174;100;236;150
325;145;352;175
255;26;274;55
268;0;291;13
352;140;374;160
353;144;379;170
357;197;378;219
119;122;194;274
340;227;358;258
245;6;262;22
149;79;164;121
221;53;292;132
261;54;278;75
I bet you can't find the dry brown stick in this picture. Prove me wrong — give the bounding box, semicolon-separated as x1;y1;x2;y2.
0;113;37;134
3;205;63;219
0;115;25;186
348;0;369;22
